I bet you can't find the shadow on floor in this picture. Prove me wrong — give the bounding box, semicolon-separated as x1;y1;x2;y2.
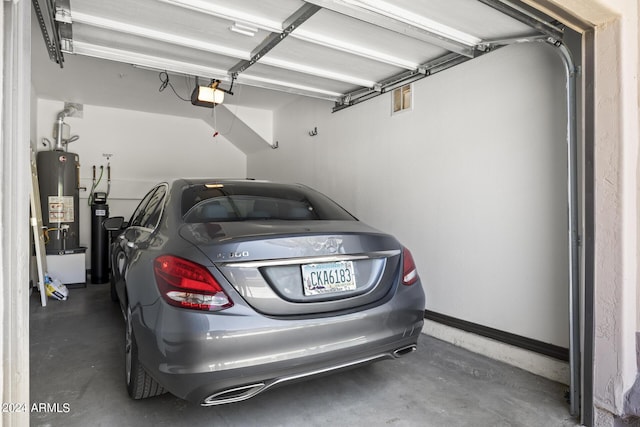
30;285;578;427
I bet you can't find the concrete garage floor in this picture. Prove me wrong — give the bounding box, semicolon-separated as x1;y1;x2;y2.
30;285;578;427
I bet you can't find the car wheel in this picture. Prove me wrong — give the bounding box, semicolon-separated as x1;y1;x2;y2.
125;305;165;399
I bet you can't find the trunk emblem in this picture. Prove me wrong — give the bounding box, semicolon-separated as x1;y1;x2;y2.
306;237;343;253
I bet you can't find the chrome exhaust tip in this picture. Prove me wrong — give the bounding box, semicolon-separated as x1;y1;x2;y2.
393;344;417;358
202;383;266;406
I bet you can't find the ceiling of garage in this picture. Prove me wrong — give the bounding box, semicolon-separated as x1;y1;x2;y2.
33;0;564;112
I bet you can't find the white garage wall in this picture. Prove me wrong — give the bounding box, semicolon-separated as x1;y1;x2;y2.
36;99;247;264
248;43;569;347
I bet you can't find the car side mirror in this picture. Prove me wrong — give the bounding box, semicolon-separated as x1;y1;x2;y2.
103;216;125;231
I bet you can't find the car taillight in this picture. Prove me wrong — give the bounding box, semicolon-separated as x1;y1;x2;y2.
154;255;233;311
402;247;419;286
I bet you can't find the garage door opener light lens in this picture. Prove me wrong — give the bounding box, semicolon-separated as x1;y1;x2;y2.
191;77;234;108
192;84;224;106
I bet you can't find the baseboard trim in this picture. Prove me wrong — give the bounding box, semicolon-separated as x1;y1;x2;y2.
424;310;569;362
422;319;570;385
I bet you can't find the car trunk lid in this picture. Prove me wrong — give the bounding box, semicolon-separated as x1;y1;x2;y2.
179;221;402;316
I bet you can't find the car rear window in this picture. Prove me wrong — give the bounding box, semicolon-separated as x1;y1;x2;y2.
181;182;356;223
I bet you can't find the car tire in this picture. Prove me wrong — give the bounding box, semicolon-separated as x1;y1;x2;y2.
125;305;165;399
110;275;118;302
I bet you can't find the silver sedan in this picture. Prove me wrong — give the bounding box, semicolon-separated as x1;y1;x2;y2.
105;179;425;405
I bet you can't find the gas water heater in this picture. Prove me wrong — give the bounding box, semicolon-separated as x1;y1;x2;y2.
37;105;87;286
37;106;81;253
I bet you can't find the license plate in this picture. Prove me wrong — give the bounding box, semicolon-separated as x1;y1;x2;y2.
302;261;356;296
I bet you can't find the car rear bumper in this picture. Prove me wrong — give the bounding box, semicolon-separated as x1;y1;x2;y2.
131;284;425;404
195;334;420;405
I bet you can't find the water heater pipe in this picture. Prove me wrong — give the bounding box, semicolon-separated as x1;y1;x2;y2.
54;105;77;151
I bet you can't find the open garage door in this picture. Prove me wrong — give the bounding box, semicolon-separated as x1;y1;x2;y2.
32;0;582;418
34;0;565;106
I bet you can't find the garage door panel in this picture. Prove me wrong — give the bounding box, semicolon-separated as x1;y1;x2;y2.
268;38;407;87
238;63;358;96
70;0;263;54
156;0;309;28
71;24;243;73
384;0;537;40
298;9;451;69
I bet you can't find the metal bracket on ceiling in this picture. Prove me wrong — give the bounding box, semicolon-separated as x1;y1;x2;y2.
228;3;321;77
54;1;71;23
545;36;562;47
333;52;468;113
477;33;550;52
54;0;74;53
476;0;564;42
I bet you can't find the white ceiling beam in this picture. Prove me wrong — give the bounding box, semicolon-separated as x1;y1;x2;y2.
303;0;480;58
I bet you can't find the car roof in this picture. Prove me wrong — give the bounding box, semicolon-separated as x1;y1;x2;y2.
172;178;310;191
